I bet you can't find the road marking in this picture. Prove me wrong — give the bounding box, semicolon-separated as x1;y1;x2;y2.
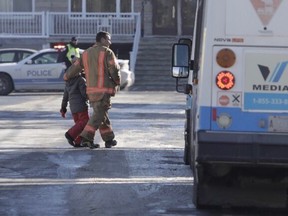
0;177;193;186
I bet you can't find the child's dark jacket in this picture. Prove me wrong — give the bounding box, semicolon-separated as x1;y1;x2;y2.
61;75;88;114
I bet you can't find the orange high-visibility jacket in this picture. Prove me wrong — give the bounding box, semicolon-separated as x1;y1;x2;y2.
65;44;120;102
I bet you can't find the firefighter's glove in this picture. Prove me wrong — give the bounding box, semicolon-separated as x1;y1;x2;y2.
60;107;67;118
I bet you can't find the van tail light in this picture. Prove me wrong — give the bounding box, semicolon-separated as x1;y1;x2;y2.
216;48;236;68
216;71;235;90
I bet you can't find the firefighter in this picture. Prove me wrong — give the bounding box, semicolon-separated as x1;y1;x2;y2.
64;31;120;149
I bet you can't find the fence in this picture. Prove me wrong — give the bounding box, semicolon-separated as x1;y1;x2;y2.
0;12;140;38
47;12;139;37
0;12;141;72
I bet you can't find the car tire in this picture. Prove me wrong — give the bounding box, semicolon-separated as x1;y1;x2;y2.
0;74;13;95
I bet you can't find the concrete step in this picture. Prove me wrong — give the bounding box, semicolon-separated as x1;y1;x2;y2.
133;36;176;91
137;54;171;58
130;83;176;91
136;67;170;72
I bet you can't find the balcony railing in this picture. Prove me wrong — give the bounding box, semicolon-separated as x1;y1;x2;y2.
48;12;140;37
0;12;140;38
0;12;141;72
0;12;46;37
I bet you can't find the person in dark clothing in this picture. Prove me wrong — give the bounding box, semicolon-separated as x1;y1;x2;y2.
60;72;97;147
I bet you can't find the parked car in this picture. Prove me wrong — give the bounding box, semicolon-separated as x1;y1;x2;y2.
118;59;135;90
0;48;37;63
0;48;66;95
0;48;134;95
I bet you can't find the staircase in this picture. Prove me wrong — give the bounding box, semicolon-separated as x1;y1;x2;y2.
130;37;178;91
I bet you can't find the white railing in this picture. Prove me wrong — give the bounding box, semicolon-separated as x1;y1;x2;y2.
129;13;141;73
0;12;140;38
47;12;140;37
0;12;46;37
0;12;141;71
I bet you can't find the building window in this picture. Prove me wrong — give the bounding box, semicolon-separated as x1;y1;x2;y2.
0;0;10;12
121;0;132;12
86;0;97;12
70;0;133;13
0;0;34;12
71;0;82;12
86;0;116;12
100;0;116;12
13;0;31;11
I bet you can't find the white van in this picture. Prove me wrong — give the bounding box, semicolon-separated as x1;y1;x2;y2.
172;0;288;209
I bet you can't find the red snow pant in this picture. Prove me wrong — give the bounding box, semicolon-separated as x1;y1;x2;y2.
67;109;89;146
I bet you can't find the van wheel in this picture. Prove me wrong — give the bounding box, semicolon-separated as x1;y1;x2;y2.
193;166;210;209
0;74;13;95
193;167;205;209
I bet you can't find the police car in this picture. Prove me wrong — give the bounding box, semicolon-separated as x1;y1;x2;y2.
0;48;37;63
117;59;135;90
0;48;134;95
0;48;66;95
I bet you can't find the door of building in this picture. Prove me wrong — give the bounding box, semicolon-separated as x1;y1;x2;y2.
152;0;177;35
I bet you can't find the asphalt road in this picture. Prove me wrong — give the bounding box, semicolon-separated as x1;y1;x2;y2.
0;91;196;216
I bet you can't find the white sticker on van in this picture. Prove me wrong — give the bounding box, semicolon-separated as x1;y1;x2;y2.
244;51;288;111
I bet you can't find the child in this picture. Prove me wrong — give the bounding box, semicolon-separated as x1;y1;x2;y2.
60;72;90;147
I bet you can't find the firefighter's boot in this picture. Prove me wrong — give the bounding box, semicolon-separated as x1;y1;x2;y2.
80;138;100;149
105;139;117;148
